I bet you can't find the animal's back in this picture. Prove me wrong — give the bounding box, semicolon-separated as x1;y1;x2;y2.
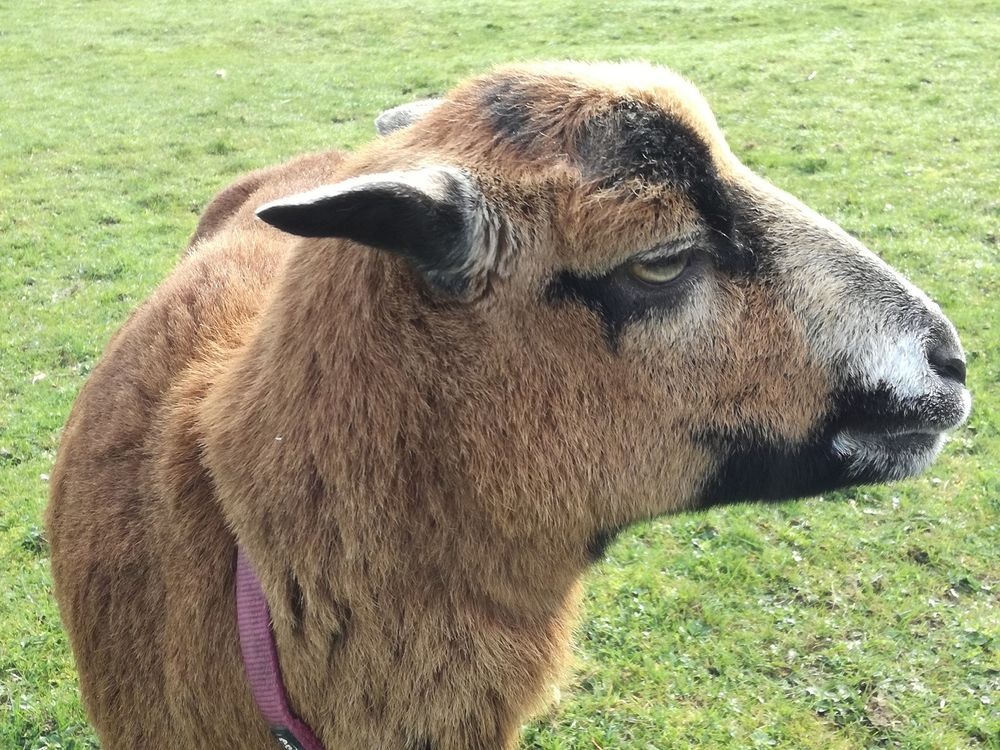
46;148;346;747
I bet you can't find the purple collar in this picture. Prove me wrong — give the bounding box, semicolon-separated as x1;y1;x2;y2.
235;546;326;750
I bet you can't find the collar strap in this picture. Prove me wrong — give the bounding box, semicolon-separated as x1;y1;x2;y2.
235;546;326;750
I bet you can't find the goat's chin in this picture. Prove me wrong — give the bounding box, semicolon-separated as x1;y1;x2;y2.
694;425;950;508
832;429;945;483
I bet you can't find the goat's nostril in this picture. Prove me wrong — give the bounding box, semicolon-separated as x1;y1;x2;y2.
928;348;967;386
938;356;967;385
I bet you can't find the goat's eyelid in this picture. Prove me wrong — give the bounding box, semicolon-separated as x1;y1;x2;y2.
645;238;695;257
633;233;707;265
555;234;703;281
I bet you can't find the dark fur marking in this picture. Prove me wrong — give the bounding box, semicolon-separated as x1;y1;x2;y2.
577;100;734;236
480;79;537;150
287;572;306;636
305;453;326;507
406;739;435;750
831;380;961;434
695;418;941;508
547;243;722;349
696;423;851;507
586;527;624;563
546;103;779;348
326;599;353;666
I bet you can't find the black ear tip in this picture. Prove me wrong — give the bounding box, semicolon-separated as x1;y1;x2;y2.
255;200;283;225
256;201;326;238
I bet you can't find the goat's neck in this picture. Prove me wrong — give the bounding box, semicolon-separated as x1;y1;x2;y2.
202;246;592;744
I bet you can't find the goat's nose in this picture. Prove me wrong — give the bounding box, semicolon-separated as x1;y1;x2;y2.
927;335;967;386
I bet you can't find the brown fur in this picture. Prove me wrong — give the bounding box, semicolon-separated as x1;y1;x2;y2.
47;62;963;749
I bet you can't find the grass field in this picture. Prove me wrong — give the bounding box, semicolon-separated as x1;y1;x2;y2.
1;0;997;747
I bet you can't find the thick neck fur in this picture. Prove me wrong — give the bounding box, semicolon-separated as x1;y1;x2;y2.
199;236;590;748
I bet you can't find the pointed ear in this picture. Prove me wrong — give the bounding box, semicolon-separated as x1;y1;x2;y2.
375;98;442;135
255;166;491;296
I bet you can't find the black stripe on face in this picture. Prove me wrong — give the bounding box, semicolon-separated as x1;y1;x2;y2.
546;218;755;351
546;249;710;350
544;101;767;349
576;100;734;237
832;380;964;434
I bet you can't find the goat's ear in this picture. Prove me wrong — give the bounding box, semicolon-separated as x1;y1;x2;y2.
375;98;442;135
256;166;489;296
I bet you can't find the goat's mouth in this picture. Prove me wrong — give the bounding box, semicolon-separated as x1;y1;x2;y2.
696;381;969;509
696;421;955;509
826;380;970;485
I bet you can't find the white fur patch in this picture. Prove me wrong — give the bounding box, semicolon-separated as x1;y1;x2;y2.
850;333;933;399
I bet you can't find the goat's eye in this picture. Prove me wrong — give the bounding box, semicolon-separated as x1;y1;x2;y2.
627;252;691;285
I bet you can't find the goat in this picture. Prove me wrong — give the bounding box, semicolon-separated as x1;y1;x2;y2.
47;62;970;749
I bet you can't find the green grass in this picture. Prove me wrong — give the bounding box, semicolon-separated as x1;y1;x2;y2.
1;0;997;747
